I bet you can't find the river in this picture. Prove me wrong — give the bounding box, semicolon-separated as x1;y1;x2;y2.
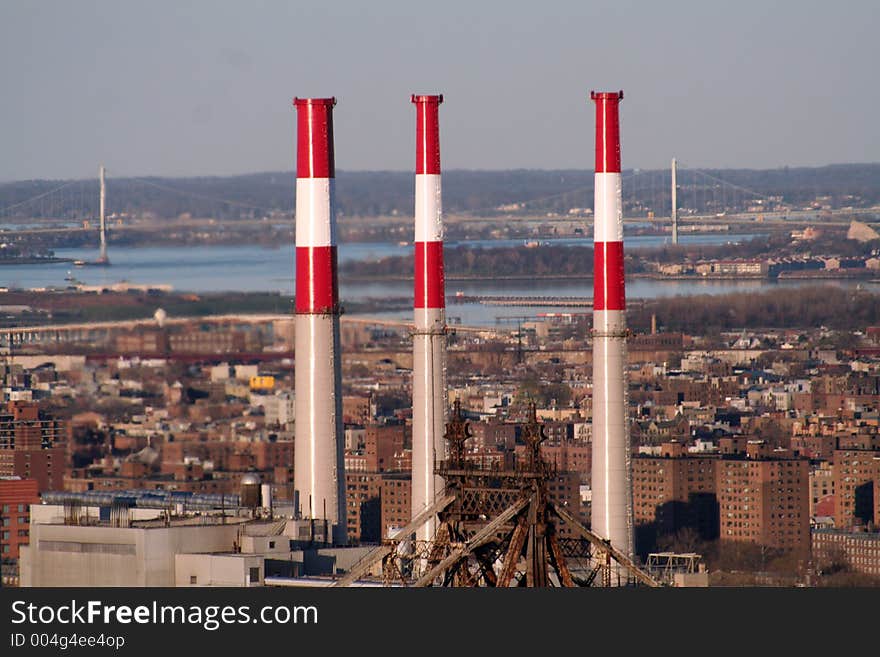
3;235;877;326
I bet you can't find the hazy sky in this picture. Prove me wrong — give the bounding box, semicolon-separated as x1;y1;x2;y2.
2;0;878;180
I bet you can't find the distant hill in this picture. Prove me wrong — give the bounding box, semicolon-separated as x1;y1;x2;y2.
2;164;879;222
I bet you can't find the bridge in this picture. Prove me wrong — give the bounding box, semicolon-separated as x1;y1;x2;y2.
451;295;653;309
0;313;488;348
453;295;593;308
3;166;878;244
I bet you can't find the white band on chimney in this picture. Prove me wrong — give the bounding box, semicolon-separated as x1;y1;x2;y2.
414;174;443;243
594;173;623;243
295;178;336;247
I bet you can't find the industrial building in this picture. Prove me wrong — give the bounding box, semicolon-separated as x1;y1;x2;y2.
18;488;371;587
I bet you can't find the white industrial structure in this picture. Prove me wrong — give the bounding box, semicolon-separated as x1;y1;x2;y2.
292;97;346;545
589;90;634;581
671;157;678;245
410;94;448;543
18;489;370;587
96;164;109;264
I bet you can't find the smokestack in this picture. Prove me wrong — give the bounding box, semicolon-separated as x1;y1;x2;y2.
590;90;634;575
293;97;346;545
411;94;448;543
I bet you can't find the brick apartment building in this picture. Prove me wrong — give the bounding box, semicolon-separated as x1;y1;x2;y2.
0;477;40;560
633;440;810;555
516;443;591;484
342;395;371;425
547;471;585;539
364;424;406;473
0;401;67;493
343;471;414;544
380;473;411;538
716;442;809;554
809;460;835;519
469;419;516;451
346;472;383;543
632;441;718;544
833;448;880;529
116;326;263;355
813;529;880;577
343;424;410;543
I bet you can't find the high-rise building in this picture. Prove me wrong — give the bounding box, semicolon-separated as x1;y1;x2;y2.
633;441;810;555
716;443;810;554
380;473;411;539
632;442;718;545
833;448;879;529
345;472;383;543
809;460;835;520
364;424;406;473
0;401;66;493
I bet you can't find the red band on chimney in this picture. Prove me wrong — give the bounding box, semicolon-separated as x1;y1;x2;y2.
593;241;625;310
294;97;336;179
412;94;443;175
295;245;338;313
414;241;446;308
591;91;623;174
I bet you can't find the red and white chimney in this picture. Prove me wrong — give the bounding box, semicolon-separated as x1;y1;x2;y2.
411;94;447;542
589;90;634;572
293;97;346;544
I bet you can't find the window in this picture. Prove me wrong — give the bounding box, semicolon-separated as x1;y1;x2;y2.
190;575;197;585
268;541;275;549
249;567;260;583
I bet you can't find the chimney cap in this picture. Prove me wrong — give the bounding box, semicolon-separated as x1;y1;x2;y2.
590;90;624;101
411;94;444;104
293;97;337;107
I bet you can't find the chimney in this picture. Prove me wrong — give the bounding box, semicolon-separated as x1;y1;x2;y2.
589;90;635;574
410;94;448;543
292;97;346;545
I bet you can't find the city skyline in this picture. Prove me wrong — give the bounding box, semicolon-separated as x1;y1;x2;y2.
2;0;879;181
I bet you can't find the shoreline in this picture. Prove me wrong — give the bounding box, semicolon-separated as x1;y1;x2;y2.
0;257;73;265
340;272;880;283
